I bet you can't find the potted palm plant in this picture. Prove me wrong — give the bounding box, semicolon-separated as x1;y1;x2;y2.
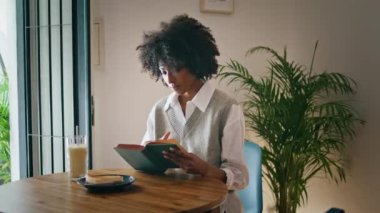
217;42;364;213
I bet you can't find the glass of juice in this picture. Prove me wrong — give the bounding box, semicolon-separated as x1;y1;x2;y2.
66;135;87;180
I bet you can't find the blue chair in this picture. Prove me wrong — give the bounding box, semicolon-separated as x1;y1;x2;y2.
238;140;263;213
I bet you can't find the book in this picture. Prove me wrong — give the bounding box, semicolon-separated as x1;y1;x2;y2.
114;139;180;173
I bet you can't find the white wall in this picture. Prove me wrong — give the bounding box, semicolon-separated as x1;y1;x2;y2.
91;0;380;212
292;1;380;212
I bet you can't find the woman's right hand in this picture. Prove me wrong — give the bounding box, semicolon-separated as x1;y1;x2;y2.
142;132;171;146
160;132;171;140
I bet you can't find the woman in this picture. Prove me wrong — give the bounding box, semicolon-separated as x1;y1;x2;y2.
137;14;248;212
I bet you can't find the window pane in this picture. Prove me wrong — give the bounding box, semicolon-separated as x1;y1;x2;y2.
62;26;74;134
28;26;41;176
62;0;72;25
39;26;52;175
49;0;62;173
26;0;74;175
39;0;48;26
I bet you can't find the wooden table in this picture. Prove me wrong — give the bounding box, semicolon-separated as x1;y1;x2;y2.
0;169;228;213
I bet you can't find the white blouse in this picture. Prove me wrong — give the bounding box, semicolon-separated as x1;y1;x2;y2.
142;81;248;212
142;82;249;212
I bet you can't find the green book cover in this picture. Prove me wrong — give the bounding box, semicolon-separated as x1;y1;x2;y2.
114;143;179;173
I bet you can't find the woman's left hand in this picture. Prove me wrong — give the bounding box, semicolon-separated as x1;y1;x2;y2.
163;147;208;176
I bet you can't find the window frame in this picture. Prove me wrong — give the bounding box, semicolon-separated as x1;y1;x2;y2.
16;0;92;178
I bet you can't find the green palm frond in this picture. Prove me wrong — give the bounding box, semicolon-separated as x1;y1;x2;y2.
309;72;358;96
0;54;10;184
217;44;364;213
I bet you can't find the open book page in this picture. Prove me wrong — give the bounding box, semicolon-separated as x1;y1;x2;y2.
146;138;178;145
116;144;144;150
146;139;187;152
116;139;179;149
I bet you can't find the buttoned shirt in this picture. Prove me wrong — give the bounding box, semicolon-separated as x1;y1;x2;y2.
142;81;248;212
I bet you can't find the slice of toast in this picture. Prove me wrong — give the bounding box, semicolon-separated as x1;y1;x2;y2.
85;171;124;184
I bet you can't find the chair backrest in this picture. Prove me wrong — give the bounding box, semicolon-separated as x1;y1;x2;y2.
238;140;263;213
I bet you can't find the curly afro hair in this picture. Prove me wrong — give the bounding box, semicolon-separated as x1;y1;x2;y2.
136;14;220;82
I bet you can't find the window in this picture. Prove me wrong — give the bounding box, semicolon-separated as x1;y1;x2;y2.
17;0;92;178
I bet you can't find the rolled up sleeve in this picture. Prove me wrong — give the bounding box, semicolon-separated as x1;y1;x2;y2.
220;104;249;190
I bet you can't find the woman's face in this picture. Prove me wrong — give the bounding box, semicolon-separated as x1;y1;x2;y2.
159;64;199;95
